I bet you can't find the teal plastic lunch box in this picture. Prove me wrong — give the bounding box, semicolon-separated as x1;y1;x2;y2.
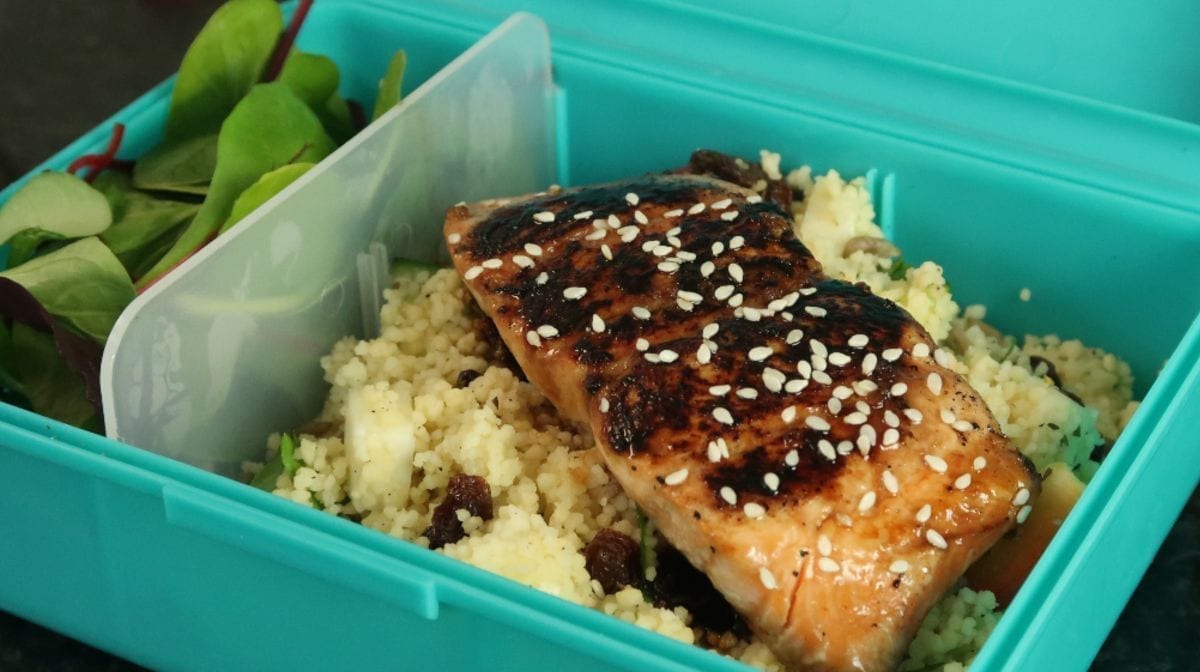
2;1;1199;670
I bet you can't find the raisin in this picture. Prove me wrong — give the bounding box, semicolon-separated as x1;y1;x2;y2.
647;546;748;636
455;369;483;388
583;528;641;594
424;474;494;549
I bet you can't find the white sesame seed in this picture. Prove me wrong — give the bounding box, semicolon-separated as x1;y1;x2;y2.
934;347;953;367
828;352;852;367
620;229;638;243
818;557;841;573
676;298;695;312
573;210;594;220
644;352;661;363
523;242;543;257
533;211;555;223
697;261;715;278
781;406;797;423
799;287;817;296
652;244;673;257
812;355;827;372
447;233;462;244
513;254;535;268
973;456;987;470
860;352;878;376
591;314;606;333
697;343;712;365
811;370;833;385
728;293;744;307
785;379;809;394
736;387;758;399
806;416;831;432
888;383;908;397
729;236;746;250
663;468;688;486
713;407;735;425
1017;505;1033;524
658;349;679;363
856;400;871;414
618;225;639;238
585;229;606;241
759;566;777;590
827;398;842;415
636;338;649;352
677;250;697;261
890;560;910;574
729;263;744;283
741;307;762;322
747;194;763;204
536;325;559;338
658;261;681;274
749;346;773;362
805;306;828;317
781;330;802;347
1013;488;1030;506
858;491;877;512
763;368;786;392
526;331;542;347
710;242;726;257
882;348;903;362
464;266;484;280
904;408;924;424
699;323;719;340
952;420;973;432
717;438;730;458
884;410;900;428
641;240;657;253
764;473;780;492
818;440;837;461
844;412;868;425
633;306;651;320
664;208;683;218
796;360;813;378
927;372;943;395
836;440;853;456
599;397;610;413
848;334;869;348
535;272;549;285
926;529;948;549
710;198;733;210
625;192;639;206
924;454;948;473
720;486;738;505
785;450;800;467
634;210;648;225
707;441;723;463
818;535;833;556
807;339;826;358
709;385;731;396
883;470;900;495
563;286;587;300
666;226;682;236
913;343;931;358
916;504;932;523
678;290;704;304
854;380;879;396
688;202;706;215
940;409;957;425
744;502;766;519
481;258;503;270
954;474;972;489
719;210;738;221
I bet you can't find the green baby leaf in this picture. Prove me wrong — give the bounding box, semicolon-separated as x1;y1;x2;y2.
222;162;313;234
280;51;340;110
0;172;112;266
94;173;200;282
164;0;283;142
1;322;96;428
0;237;135;343
132;133;218;195
138;83;335;289
373;49;408;120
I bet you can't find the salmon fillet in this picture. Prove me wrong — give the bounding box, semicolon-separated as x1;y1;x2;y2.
444;163;1039;672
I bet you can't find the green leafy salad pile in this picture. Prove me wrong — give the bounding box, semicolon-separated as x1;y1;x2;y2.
0;0;407;430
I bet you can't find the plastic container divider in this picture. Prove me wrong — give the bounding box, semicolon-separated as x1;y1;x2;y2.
101;12;556;476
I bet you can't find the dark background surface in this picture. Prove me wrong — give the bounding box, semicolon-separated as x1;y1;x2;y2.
0;1;1197;670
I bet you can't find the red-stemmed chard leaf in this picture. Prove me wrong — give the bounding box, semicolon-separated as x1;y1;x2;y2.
262;0;315;83
67;123;128;184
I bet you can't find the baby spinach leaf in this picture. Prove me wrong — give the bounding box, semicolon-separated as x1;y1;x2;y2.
373;49;408;120
164;0;283;142
0;172;112;265
94;173;200;282
138;83;334;289
280;51;340;111
132;133;218;195
221;162;314;234
4;322;96;428
0;237;135;343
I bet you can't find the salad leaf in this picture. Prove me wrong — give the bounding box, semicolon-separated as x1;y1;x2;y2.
0;172;112;266
94;173;200;282
2;323;96;428
221;162;314;234
373;49;408;120
0;237;135;343
251;432;299;491
164;0;283;142
132;134;218;195
138;83;335;288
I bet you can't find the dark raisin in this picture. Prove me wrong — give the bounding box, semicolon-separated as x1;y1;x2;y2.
583;528;641;594
646;546;748;636
424;474;494;549
456;369;483;388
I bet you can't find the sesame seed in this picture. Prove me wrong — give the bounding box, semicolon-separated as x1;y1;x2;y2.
811;370;833;385
601;245;614;260
730;236;746;250
785;329;804;346
818;440;837;461
861;353;878;376
1017;505;1033;524
634;210;649;225
652;244;673;257
447;233;462;244
844;412;868;425
799;287;817;296
536;325;559;338
762;368;786;392
848;334;869;348
525;331;542;347
1013;488;1030;506
916;504;932;523
513;255;535;268
736;387;758;400
973;456;987;471
688;202;706;215
828;352;852;367
641;241;657;253
940;409;958;424
663;468;688;486
859;491;877;512
827;398;843;414
676;298;695;312
644;352;661;363
913;343;931;358
785;450;800;467
678;290;704;304
882;348;903;362
636;338;649;352
620;229;638;243
954;474;972;489
573;210;594;220
785;379;809;394
591;314;606;333
464;266;484;280
711;242;725;257
855;380;879;396
806;416;831;431
805;306;828;317
764;473;780;491
563;286;587;300
710;385;731;396
729;263;744;282
717;438;730;457
742;307;762;322
952;420;973;432
666;226;682;236
883;470;900;495
710;198;733;210
924;454;948;473
664;208;683;218
818;535;833;555
759;567;778;590
676;250;697;261
721;211;739;221
482;258;503;270
658;349;679;363
633;306;651;320
701;323;720;340
927;372;943;395
699;261;716;278
618;225;639;237
728;293;744;307
713;407;735;425
747;194;763;204
888;383;908;397
697;343;712;364
818;557;841;573
533;211;556;223
535;272;549;285
884;410;900;428
744;502;766;519
707;441;723;463
599;397;610;413
825;387;847;401
781;406;797;423
808;339;827;358
749;346;773;362
720;486;738;505
625;192;639;206
890;560;910;574
855;400;871;414
797;360;812;378
524;242;543;256
934;348;953;367
904;408;924;424
926;529;948;549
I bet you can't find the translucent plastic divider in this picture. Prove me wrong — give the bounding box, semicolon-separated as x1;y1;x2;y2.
102;13;556;475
